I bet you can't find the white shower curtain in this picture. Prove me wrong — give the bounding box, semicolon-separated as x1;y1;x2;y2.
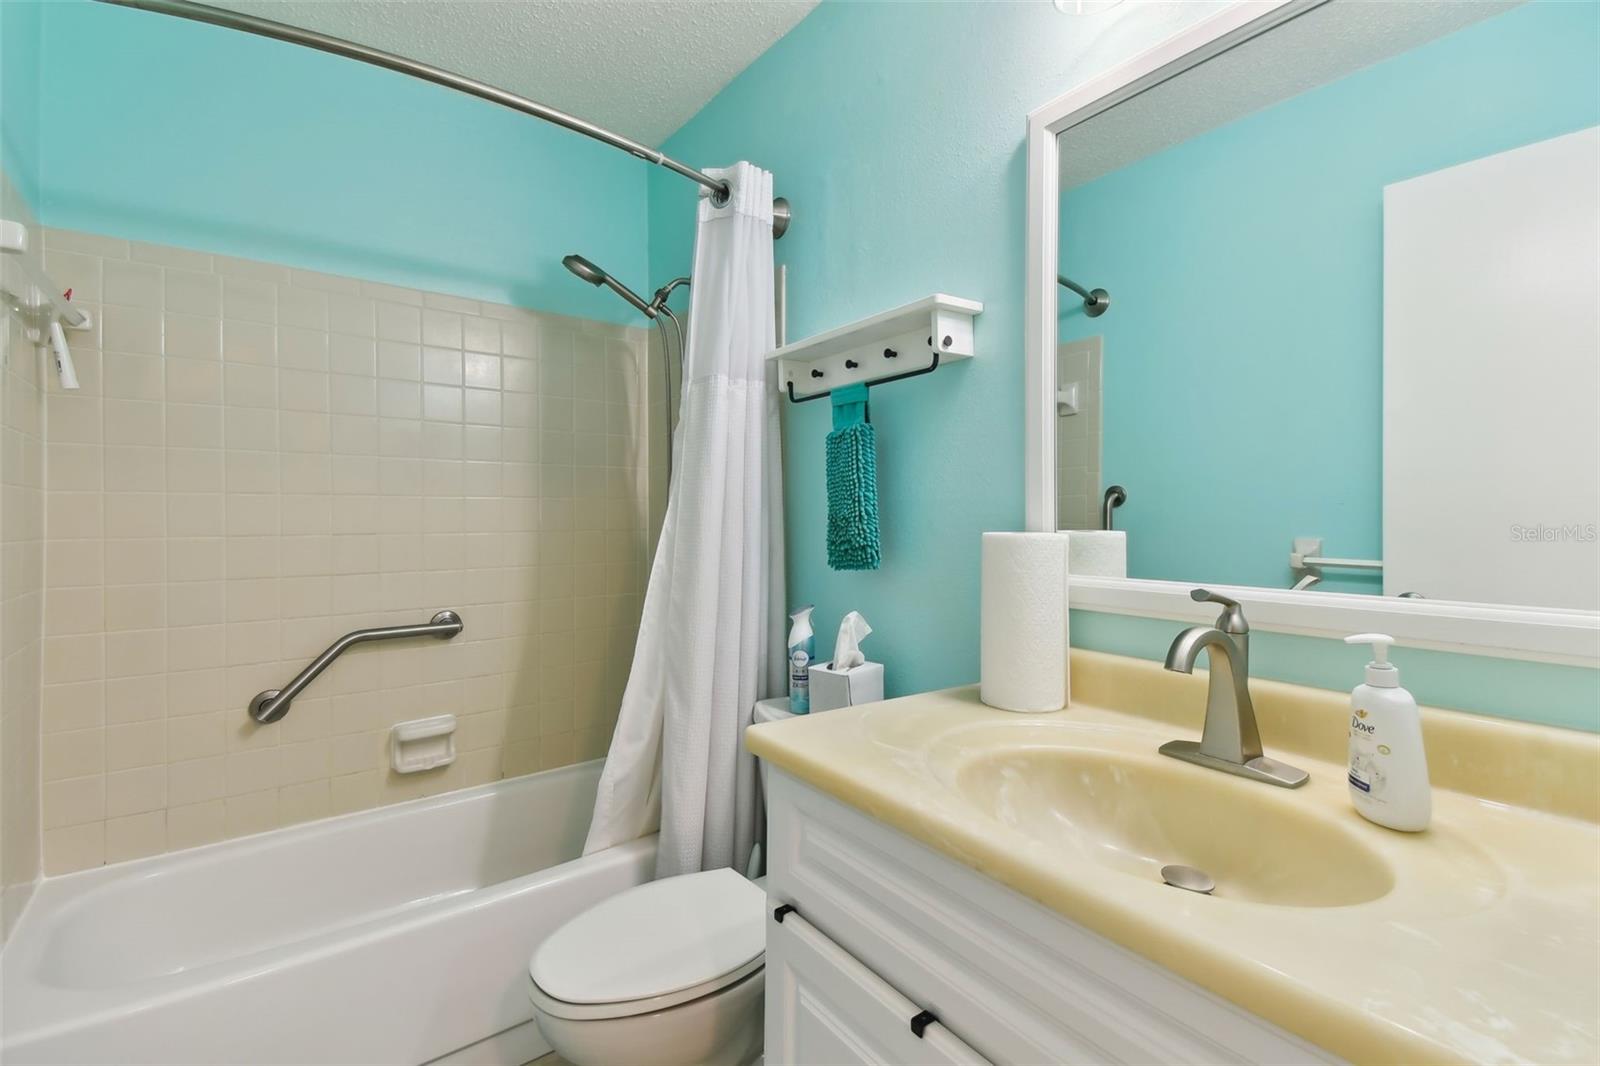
583;162;786;877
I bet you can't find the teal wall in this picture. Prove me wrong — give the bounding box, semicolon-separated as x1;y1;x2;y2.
31;0;647;324
651;0;1599;730
649;0;1224;695
1059;0;1600;592
6;0;1593;729
0;0;43;207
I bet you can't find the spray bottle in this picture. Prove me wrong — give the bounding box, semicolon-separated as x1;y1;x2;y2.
788;605;815;713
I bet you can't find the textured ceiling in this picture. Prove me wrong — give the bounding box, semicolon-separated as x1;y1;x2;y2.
210;0;819;145
1060;1;1517;189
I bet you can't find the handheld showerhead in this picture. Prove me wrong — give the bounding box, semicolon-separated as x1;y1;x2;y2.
562;252;689;489
561;253;653;317
562;254;607;286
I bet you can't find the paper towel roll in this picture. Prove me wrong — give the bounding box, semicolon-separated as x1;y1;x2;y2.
980;532;1070;712
1067;530;1127;578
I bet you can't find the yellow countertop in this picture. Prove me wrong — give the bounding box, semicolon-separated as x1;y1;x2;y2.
747;650;1600;1066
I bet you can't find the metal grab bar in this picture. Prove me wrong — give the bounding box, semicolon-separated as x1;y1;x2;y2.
248;611;463;723
1298;555;1383;570
1101;485;1127;531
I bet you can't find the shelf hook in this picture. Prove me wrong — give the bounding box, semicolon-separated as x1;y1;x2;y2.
785;352;941;404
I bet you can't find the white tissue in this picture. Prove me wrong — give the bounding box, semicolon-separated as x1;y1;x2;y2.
832;611;871;670
980;532;1070;712
1067;530;1126;578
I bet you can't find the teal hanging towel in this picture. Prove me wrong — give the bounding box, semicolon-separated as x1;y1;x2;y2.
826;383;881;571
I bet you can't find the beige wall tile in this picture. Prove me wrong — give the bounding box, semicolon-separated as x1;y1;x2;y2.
132;241;210;272
166;801;225;850
224;789;279;837
105;765;166;817
44;823;104;875
165;269;221;317
108;675;166;726
164;313;222;360
43;681;104;733
43;776;105;829
104;812;166;864
23;229;649;874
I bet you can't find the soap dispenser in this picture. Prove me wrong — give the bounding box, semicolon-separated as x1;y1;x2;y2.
1343;634;1430;831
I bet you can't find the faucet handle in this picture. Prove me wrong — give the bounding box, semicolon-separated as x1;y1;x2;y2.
1190;588;1249;634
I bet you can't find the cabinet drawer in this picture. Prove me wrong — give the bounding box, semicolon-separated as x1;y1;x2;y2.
766;905;990;1066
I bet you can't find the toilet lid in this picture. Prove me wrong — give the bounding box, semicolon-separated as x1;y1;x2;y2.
530;868;765;1007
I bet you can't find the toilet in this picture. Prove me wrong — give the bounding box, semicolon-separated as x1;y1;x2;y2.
527;698;796;1066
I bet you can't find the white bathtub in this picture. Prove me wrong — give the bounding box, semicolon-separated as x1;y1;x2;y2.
1;760;656;1065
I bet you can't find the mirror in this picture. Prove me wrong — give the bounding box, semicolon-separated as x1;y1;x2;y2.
1045;0;1598;613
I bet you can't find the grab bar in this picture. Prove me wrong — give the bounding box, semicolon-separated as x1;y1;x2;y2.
1299;555;1383;571
248;610;463;723
1290;537;1382;574
1101;485;1127;531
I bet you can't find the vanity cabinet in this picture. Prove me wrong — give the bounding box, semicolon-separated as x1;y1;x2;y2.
766;906;988;1065
762;769;1341;1066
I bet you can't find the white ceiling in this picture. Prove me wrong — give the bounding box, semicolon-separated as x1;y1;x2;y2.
1060;0;1518;189
211;0;820;145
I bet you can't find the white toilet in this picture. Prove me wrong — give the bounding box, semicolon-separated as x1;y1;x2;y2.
527;698;795;1066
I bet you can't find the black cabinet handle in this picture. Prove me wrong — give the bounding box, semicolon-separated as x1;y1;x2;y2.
773;903;797;924
910;1009;938;1038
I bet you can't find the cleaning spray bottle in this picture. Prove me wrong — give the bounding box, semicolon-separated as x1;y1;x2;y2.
1344;633;1430;831
788;605;815;713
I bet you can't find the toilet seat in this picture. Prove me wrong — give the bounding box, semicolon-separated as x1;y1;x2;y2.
528;958;764;1021
529;868;766;1022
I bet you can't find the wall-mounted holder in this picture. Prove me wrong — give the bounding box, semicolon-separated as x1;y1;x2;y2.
2;218;93;389
390;714;457;774
768;294;982;403
1056;381;1080;416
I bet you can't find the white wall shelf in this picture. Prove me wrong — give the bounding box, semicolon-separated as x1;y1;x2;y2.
768;293;982;403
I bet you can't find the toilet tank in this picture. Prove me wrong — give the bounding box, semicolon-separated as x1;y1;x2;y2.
753;697;794;797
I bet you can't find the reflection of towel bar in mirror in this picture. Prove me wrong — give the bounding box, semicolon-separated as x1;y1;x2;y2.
1300;555;1384;570
1290;537;1383;591
1291;538;1383;572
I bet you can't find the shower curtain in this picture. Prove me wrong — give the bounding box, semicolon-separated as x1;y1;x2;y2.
583;162;786;877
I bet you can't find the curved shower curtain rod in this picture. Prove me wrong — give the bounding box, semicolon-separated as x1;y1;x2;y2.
93;0;792;239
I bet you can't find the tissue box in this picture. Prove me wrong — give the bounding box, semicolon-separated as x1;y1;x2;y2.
807;661;885;713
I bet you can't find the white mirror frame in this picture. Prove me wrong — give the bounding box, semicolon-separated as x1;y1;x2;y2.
1024;0;1599;667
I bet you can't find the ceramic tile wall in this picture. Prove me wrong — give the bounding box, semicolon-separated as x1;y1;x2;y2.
35;228;652;873
1;171;46;932
1056;337;1103;531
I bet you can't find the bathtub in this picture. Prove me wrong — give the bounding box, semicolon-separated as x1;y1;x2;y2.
1;760;657;1066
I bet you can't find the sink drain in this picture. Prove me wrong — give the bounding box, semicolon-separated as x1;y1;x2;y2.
1160;864;1215;895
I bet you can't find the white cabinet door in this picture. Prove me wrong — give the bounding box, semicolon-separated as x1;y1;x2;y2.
765;906;990;1066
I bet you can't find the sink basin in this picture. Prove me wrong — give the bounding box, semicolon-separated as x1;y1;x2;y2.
954;747;1395;908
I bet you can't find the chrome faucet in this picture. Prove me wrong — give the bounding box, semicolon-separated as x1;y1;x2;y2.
1159;589;1308;789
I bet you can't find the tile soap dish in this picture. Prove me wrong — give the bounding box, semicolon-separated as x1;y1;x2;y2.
390;714;457;773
